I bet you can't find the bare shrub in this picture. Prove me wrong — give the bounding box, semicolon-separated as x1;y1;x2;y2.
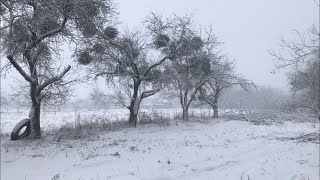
281;100;300;113
172;110;213;121
224;110;318;125
173;112;182;120
295;131;320;144
138;110;170;126
277;130;320;144
46;115;130;140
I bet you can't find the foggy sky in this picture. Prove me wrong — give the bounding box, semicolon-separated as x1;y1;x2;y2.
1;0;319;98
117;0;319;90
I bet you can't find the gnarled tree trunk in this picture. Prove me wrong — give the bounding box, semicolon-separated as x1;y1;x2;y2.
128;97;142;127
213;92;219;118
180;90;190;121
213;105;218;118
128;80;141;127
182;105;189;121
29;82;42;139
200;87;220;119
29;101;41;139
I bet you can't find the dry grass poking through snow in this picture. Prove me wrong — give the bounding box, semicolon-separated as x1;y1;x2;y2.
49;110;172;140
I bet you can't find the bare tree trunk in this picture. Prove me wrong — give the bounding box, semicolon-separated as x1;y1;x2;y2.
180;91;189;121
128;109;138;126
202;90;219;119
213;91;219;118
28;69;42;139
128;79;141;127
128;98;141;127
213;100;218;118
182;105;189;121
29;101;41;139
213;105;218;118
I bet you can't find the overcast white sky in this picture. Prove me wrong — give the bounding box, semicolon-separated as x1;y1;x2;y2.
1;0;319;98
117;0;319;90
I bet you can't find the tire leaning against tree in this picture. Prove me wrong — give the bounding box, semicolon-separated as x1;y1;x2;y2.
11;118;31;140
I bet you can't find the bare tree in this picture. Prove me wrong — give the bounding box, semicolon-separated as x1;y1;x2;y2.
287;57;319;114
269;25;320;116
146;14;219;121
163;49;213;121
0;0;116;139
199;59;255;118
77;22;177;126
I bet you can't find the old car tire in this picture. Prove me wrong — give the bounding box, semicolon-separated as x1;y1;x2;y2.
11;119;31;140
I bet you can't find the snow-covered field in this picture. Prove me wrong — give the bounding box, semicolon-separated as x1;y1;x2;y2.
1;109;319;180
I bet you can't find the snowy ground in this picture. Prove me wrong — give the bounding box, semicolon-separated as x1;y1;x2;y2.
1;112;319;180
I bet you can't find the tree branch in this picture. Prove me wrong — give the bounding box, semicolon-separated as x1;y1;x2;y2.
26;17;68;50
199;88;215;107
142;56;171;79
103;51;137;78
6;55;36;84
94;70;118;79
141;87;162;99
36;65;71;93
187;76;212;107
38;17;68;41
0;0;10;9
